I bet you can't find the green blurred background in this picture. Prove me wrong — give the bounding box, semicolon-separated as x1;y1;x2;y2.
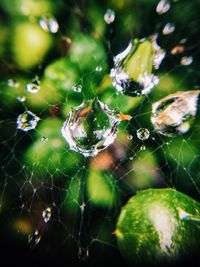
0;0;200;266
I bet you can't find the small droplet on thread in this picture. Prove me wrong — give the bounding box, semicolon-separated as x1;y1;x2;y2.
26;77;40;94
42;207;51;223
156;0;170;15
104;9;115;24
180;56;193;66
127;134;133;140
96;65;102;72
72;84;82;93
17;96;26;102
17;111;40;132
137;128;150;140
39;15;59;33
41;136;48;142
140;145;146;151
162;23;175;35
28;230;41;248
7;79;19;88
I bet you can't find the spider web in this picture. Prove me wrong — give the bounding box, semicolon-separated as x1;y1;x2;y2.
0;0;200;266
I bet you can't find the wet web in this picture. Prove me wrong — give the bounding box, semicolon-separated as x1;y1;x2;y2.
0;0;200;265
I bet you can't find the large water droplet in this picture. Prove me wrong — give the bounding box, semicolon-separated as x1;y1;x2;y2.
156;0;170;15
137;128;150;140
162;23;175;35
26;77;40;94
104;9;115;24
42;207;51;223
151;90;200;136
28;230;41;248
110;37;164;96
17;111;40;132
61;99;120;157
39;15;59;33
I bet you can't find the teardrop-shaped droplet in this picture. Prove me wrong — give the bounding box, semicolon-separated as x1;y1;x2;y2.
104;9;115;24
42;207;51;223
61;99;120;157
39;15;59;33
28;230;41;248
137;128;150;140
26;77;40;94
110;37;164;96
151;91;200;136
17;111;40;132
162;23;175;35
156;0;170;15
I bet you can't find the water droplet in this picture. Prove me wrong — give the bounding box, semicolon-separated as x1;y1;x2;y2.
156;0;170;15
110;37;164;96
151;90;200;136
129;156;134;160
41;136;48;142
7;79;19;88
137;128;150;140
17;96;26;102
127;134;133;140
162;23;175;35
26;77;40;94
140;145;146;150
104;9;115;24
96;65;102;72
28;230;41;248
78;247;89;261
17;111;40;132
42;207;51;223
39;15;59;33
181;56;193;66
61;99;120;157
72;84;82;93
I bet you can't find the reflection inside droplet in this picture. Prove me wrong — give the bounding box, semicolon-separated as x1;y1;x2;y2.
17;111;40;132
61;99;120;157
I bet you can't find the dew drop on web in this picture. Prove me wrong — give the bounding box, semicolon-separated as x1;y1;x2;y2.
26;77;40;94
151;90;200;136
110;36;164;96
137;128;150;140
41;136;48;143
17;96;26;102
61;99;121;157
104;9;115;24
39;15;59;33
180;56;193;66
95;65;102;72
17;111;40;132
72;84;82;93
156;0;171;15
162;23;175;35
28;230;41;248
78;247;89;262
7;79;19;88
42;207;51;223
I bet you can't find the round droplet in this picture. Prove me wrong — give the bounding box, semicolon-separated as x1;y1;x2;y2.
17;111;40;132
17;96;26;102
151;90;200;136
72;84;82;93
26;78;40;94
41;136;48;142
39;15;59;33
137;128;150;140
162;23;175;35
61;99;120;157
95;65;102;72
181;56;193;66
104;9;115;24
127;134;133;140
140;145;146;150
42;207;51;223
7;79;19;88
156;0;170;15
